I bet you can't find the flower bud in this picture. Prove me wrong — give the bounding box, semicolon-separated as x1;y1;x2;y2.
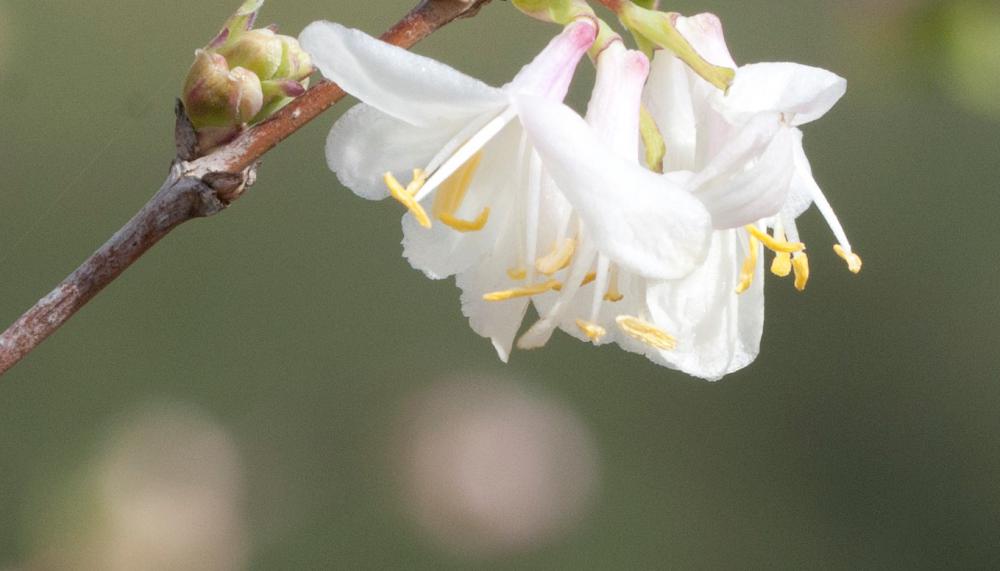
182;49;263;129
217;29;283;80
179;1;312;155
275;35;313;82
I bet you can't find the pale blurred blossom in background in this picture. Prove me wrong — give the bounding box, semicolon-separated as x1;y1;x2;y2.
23;403;247;571
394;376;599;559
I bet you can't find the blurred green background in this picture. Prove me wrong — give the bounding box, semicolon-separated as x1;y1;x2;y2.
2;0;999;568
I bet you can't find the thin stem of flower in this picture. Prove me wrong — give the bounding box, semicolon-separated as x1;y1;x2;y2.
0;0;494;377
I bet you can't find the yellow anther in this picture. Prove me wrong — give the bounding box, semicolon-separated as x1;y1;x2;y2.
576;319;607;342
385;170;431;229
483;280;561;302
771;252;792;277
735;234;760;294
603;268;623;302
535;238;576;275
615;315;677;351
440;208;490;232
833;245;863;274
792;252;810;292
744;225;805;254
432;152;489;233
552;272;598;292
507;267;527;281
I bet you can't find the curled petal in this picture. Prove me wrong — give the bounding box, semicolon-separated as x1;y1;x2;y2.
506;19;596;100
687;118;797;228
585;42;649;160
674;13;738;69
299;21;506;126
517;95;712;280
722;63;847;126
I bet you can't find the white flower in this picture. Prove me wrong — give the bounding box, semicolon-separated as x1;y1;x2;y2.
515;15;861;380
513;40;770;379
646;13;861;282
299;20;714;360
636;13;860;379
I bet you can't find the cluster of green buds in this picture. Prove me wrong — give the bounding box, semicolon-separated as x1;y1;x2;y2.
512;0;734;90
182;0;312;153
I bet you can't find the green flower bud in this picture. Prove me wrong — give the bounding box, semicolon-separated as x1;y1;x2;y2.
217;29;283;80
182;49;264;129
274;35;313;82
179;0;313;155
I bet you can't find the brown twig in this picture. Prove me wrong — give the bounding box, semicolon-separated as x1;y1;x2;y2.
0;0;493;376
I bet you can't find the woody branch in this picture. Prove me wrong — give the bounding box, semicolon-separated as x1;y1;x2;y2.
0;0;494;377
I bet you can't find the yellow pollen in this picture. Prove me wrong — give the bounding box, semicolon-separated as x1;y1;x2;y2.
440;208;490;232
506;267;527;281
551;272;598;292
535;238;577;275
769;223;793;277
771;252;792;277
833;245;863;274
483;280;561;301
735;233;760;294
792;252;810;292
615;315;677;351
384;170;431;229
576;319;607;342
745;225;805;254
432;152;489;232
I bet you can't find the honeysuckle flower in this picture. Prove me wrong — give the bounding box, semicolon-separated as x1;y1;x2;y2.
300;19;715;359
631;13;861;378
512;41;768;379
514;14;860;380
645;13;861;288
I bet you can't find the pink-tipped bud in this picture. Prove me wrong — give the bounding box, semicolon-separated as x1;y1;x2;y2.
180;1;312;154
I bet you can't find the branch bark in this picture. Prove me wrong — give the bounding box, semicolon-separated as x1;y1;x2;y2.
0;0;493;376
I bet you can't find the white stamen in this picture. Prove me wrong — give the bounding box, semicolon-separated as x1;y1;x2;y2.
415;107;519;202
589;254;611;323
792;141;854;252
517;241;598;349
524;151;543;283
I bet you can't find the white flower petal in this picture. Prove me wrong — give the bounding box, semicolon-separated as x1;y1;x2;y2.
299;21;505;126
516;95;712;280
585;42;648;159
402;122;522;279
326;104;469;200
722;62;847;126
644;51;699;171
454;229;531;362
643;229;763;381
689;119;798;229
